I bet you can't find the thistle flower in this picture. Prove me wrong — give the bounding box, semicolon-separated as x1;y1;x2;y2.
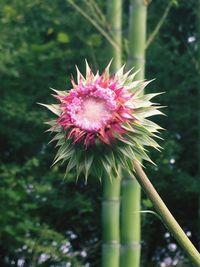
41;61;163;181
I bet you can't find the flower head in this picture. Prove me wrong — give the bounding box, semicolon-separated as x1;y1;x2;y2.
42;61;163;181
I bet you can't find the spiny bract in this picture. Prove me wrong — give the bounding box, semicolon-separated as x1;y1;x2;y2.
41;61;164;182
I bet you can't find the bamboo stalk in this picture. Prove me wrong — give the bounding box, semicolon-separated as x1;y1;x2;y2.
106;0;122;70
102;178;121;267
120;175;141;266
120;1;147;266
127;0;147;78
133;160;200;266
102;1;122;267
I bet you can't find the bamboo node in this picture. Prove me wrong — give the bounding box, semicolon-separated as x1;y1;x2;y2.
121;242;141;248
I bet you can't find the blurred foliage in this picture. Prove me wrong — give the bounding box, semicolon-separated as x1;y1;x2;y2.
0;0;199;266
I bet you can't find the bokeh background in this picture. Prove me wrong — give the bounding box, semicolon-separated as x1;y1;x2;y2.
0;0;199;266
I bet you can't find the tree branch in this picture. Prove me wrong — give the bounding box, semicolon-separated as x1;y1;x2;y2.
146;2;172;49
67;0;120;51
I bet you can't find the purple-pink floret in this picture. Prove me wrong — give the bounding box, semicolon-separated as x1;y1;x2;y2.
56;70;136;147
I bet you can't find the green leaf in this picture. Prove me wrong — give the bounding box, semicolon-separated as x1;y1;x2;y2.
143;199;153;208
87;34;102;46
57;32;70;43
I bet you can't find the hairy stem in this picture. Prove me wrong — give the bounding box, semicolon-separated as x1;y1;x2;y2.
133;160;200;267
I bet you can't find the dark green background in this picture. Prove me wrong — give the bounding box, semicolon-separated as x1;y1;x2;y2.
0;0;198;266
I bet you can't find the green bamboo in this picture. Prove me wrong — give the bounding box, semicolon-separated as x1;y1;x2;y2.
102;1;122;267
120;174;141;266
102;178;121;267
120;1;147;267
127;0;147;77
134;160;200;267
106;0;122;70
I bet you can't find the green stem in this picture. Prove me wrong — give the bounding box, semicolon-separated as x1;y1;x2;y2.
133;160;200;267
121;1;147;266
102;178;120;267
120;175;141;266
106;0;122;70
101;1;122;267
127;0;147;79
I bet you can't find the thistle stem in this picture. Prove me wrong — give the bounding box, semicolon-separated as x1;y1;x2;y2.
133;160;200;267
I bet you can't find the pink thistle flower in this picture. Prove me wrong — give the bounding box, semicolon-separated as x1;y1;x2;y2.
56;66;135;147
41;61;163;181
